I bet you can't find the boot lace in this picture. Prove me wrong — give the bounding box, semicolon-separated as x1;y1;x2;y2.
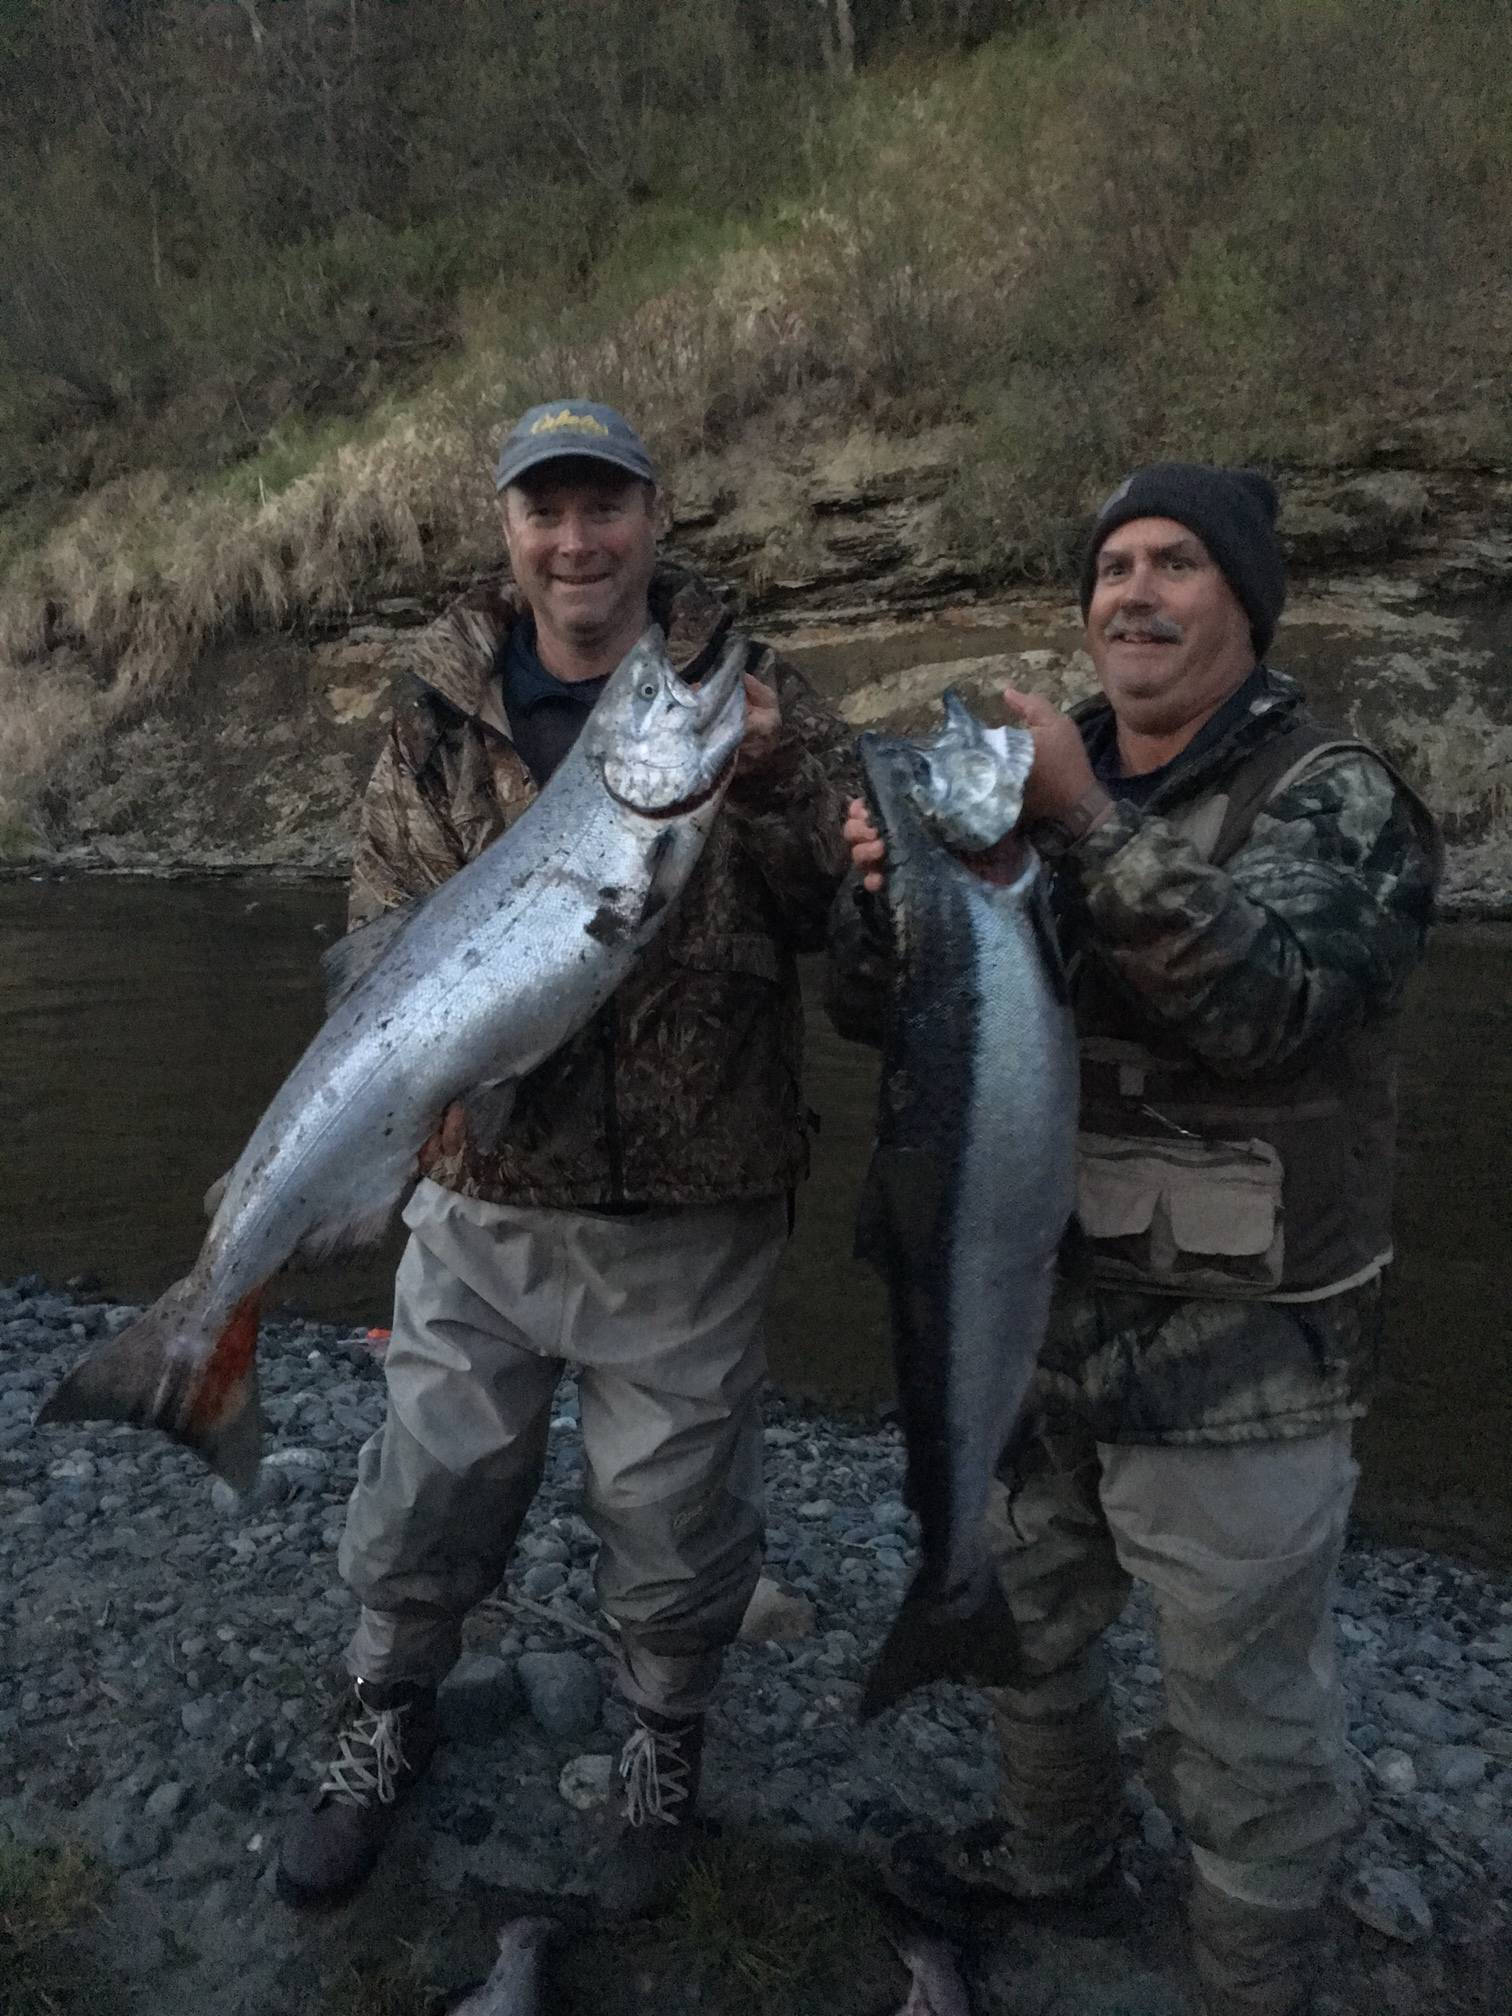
620;1719;694;1828
319;1699;413;1808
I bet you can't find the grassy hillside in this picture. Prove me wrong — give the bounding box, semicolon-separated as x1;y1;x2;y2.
2;0;1509;848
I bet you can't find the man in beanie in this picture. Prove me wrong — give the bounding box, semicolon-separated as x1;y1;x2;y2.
834;464;1440;2014
277;402;855;1913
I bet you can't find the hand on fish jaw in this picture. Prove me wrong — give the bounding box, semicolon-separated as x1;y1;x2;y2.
845;797;889;893
999;685;1111;832
847;690;1040;891
732;671;782;774
844;797;1025;893
907;710;1033;854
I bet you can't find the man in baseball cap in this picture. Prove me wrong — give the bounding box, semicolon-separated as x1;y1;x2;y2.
837;462;1440;2014
278;402;855;1918
492;397;659;491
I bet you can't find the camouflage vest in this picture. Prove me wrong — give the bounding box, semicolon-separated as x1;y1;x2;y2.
1072;712;1437;1302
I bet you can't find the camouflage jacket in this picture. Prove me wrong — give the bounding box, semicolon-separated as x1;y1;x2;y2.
829;666;1441;1443
350;564;857;1208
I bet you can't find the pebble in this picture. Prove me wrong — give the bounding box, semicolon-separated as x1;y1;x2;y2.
1422;1743;1489;1791
101;1816;169;1870
1342;1866;1434;1943
522;1561;568;1600
1371;1748;1418;1795
739;1575;817;1643
516;1650;602;1739
181;1697;223;1740
1374;1689;1477;1745
559;1752;615;1810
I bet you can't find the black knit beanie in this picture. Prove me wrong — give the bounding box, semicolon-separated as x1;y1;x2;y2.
1078;463;1286;657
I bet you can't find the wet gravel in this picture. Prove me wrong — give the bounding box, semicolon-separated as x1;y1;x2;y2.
3;1276;1511;2013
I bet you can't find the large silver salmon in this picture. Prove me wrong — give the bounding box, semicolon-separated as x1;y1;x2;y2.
39;629;746;1487
855;691;1077;1719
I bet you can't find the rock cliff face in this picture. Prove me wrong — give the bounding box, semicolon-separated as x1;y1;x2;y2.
26;431;1512;910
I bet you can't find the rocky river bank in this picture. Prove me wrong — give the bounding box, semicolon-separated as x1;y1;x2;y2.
3;1277;1510;2014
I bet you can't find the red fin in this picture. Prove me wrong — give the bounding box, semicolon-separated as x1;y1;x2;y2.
188;1288;263;1435
38;1278;265;1489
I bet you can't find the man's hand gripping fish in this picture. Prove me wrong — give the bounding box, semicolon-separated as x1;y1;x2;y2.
39;630;747;1488
855;692;1078;1718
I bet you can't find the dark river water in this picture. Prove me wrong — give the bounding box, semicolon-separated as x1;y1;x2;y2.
1;878;1507;1561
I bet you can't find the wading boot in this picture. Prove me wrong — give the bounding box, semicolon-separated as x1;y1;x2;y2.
887;1679;1132;1937
276;1677;439;1906
886;1815;1135;1938
1189;1878;1329;2016
595;1708;706;1921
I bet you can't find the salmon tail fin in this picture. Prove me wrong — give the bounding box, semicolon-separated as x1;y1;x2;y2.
859;1569;1022;1722
37;1282;265;1491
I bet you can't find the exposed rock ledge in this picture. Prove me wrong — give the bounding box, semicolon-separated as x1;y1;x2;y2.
11;438;1512;911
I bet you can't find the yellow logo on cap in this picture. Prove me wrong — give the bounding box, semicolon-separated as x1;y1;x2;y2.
530;409;610;437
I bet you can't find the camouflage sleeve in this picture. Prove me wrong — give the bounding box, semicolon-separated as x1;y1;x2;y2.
720;646;861;954
822;876;892;1048
346;689;467;930
1061;751;1440;1075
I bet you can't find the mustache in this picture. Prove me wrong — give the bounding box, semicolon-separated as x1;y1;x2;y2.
1105;612;1183;643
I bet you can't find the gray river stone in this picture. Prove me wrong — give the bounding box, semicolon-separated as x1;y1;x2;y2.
515;1650;602;1738
1370;1748;1418;1795
521;1560;568;1600
1422;1742;1490;1791
102;1815;170;1871
1342;1866;1434;1943
438;1654;520;1745
181;1697;225;1740
1374;1689;1478;1745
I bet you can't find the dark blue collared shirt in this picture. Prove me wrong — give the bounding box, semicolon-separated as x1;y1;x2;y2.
496;616;609;787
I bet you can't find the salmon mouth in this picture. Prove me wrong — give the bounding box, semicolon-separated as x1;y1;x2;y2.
605;749;738;820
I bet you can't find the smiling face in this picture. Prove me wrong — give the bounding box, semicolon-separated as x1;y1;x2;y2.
500;460;657;671
1085;516;1256;742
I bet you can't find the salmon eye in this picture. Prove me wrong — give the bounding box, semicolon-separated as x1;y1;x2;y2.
639;680;658;700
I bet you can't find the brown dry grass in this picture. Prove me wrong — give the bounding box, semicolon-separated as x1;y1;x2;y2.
0;653;116;853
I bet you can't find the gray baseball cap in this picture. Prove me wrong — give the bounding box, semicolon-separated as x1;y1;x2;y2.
493;399;658;493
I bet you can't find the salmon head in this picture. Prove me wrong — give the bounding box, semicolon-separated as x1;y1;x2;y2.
590;627;747;818
861;688;1036;858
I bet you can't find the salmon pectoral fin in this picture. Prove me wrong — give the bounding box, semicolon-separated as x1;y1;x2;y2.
859;1570;1022;1722
37;1284;265;1492
293;1198;402;1265
319;901;421;1012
